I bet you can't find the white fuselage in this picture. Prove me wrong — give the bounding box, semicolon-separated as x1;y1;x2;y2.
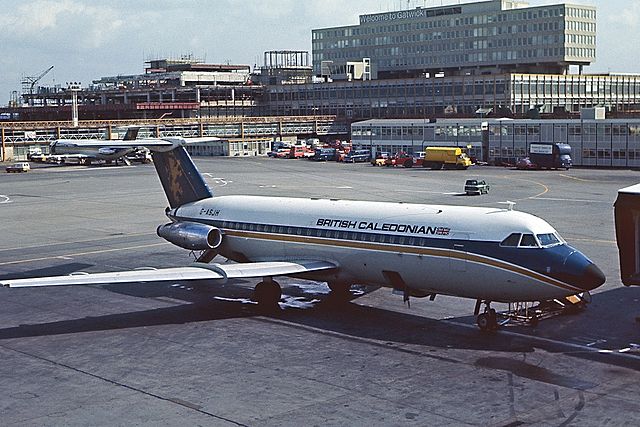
170;195;598;302
51;140;136;161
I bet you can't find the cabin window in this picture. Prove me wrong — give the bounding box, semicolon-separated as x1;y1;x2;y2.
519;234;539;247
537;233;561;247
500;233;521;247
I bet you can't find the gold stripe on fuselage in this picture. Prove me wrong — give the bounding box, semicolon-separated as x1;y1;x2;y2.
222;229;582;293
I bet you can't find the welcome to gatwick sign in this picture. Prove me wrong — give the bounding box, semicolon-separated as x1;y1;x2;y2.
359;6;461;24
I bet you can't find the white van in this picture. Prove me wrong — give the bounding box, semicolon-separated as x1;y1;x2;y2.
6;162;31;173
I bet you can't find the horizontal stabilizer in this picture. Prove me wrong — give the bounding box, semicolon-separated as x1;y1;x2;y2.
2;260;337;288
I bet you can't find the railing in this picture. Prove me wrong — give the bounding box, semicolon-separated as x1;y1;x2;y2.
0;115;349;160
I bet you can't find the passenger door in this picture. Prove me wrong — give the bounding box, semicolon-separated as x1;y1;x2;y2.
449;233;470;272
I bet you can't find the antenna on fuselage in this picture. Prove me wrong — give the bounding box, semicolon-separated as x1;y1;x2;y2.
498;201;516;211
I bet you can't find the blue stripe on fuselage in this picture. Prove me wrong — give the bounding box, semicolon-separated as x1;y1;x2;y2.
176;215;582;287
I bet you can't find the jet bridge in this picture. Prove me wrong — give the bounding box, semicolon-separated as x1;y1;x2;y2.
615;184;640;287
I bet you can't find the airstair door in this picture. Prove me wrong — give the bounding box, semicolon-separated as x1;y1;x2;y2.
449;233;470;272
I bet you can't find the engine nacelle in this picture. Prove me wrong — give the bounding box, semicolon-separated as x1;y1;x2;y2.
157;221;222;251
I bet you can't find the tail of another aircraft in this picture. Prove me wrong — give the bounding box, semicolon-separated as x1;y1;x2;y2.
123;127;140;140
152;146;213;208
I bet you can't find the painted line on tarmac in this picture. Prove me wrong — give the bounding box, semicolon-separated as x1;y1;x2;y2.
441;318;640;363
0;232;156;253
533;197;611;204
564;237;616;245
202;174;231;186
0;242;170;266
559;174;597;182
395;189;458;195
42;166;136;173
499;175;549;201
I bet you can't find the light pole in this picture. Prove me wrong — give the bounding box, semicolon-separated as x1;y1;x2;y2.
67;82;81;127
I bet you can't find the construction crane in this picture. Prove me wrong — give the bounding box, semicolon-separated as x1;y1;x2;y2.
21;65;54;106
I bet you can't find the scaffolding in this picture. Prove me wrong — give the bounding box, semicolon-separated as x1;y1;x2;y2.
258;51;312;85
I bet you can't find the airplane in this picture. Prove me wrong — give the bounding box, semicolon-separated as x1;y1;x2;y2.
46;128;217;166
2;141;606;331
46;127;143;165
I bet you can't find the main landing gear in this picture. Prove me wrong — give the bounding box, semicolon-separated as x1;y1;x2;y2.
327;281;353;301
253;277;282;308
474;299;498;332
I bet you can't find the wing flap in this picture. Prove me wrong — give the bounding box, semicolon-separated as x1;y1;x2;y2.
2;267;224;288
2;260;337;288
221;260;337;279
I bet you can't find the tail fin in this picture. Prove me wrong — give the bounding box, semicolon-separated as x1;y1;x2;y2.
152;146;213;208
123;127;140;141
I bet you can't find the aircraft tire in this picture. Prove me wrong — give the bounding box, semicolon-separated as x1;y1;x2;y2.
477;313;491;331
254;280;281;306
477;310;498;332
327;282;352;301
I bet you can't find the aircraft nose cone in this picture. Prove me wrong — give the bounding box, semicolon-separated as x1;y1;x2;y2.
581;263;606;291
558;251;606;291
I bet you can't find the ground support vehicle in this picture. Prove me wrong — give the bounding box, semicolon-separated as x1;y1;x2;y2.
288;146;310;159
529;143;572;170
422;147;473;170
476;293;590;330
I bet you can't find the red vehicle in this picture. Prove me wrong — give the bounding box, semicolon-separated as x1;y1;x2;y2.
516;157;537;170
275;148;291;158
288;146;309;159
385;152;424;168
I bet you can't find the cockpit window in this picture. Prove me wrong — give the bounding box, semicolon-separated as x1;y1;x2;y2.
500;233;521;247
537;233;561;247
520;234;539;247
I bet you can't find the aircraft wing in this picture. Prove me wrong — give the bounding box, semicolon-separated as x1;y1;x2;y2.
2;260;337;288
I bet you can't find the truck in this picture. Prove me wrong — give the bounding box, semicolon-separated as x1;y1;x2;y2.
422;147;473;170
288;146;310;159
528;143;572;170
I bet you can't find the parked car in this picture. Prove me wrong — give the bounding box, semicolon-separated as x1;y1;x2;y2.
6;162;30;173
516;157;537;170
313;147;337;161
464;179;490;195
372;152;390;166
344;149;371;163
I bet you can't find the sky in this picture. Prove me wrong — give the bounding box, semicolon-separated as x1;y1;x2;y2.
0;0;639;106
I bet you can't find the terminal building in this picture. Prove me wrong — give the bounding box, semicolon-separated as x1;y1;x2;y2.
351;116;640;168
2;1;640;125
312;0;596;78
268;0;638;119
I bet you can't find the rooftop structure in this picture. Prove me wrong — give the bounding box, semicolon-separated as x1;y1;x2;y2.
312;0;596;79
253;50;313;86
